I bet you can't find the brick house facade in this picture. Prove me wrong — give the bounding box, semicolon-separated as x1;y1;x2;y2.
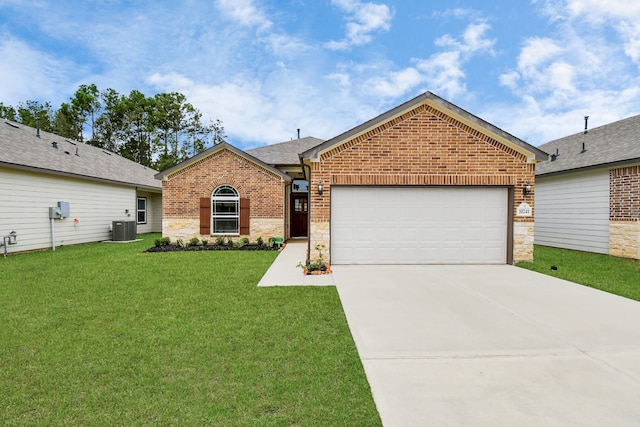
157;92;547;264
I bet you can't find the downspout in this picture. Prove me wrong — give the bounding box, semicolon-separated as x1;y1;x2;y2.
284;179;291;241
302;161;312;263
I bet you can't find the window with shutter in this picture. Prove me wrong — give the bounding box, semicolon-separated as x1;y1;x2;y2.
211;185;240;234
240;198;250;234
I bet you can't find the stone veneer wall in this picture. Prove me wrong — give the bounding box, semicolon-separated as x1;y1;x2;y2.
163;218;283;243
609;165;640;260
308;103;536;263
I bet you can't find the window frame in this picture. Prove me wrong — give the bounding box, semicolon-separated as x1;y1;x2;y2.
136;197;147;224
211;185;240;235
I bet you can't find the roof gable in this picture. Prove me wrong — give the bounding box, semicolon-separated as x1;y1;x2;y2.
302;92;547;163
155;141;291;181
0;120;161;190
537;114;640;176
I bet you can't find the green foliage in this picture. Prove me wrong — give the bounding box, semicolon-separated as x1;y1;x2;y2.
226;237;234;248
239;237;250;247
215;236;225;246
517;246;640;301
176;238;186;248
2;84;225;170
256;236;264;246
188;237;200;246
201;239;208;246
0;234;381;426
153;237;171;247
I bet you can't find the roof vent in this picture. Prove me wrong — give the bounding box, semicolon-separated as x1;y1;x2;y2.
550;154;557;162
51;141;58;149
36;118;41;138
297;128;301;139
584;116;589;134
580;142;587;153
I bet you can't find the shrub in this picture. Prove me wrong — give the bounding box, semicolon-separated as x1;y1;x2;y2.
189;237;200;246
154;237;170;247
239;237;250;247
226;237;234;247
215;236;225;246
201;239;208;246
256;236;264;246
176;238;186;248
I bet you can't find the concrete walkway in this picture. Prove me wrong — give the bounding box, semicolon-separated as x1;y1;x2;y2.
257;240;334;286
333;265;640;426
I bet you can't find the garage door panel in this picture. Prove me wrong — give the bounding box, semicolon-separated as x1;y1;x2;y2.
331;187;508;264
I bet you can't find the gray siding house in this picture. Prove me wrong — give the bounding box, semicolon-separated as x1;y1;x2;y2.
535;115;640;260
0;120;162;254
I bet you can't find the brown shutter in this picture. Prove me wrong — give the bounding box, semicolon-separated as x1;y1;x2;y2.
199;197;211;235
240;198;250;235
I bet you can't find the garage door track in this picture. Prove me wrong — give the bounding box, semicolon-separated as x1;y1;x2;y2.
333;265;640;426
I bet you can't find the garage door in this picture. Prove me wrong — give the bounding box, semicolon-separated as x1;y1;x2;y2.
331;187;508;264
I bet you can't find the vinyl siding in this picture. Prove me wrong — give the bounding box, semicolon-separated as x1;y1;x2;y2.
0;167;159;253
535;169;610;254
136;191;162;234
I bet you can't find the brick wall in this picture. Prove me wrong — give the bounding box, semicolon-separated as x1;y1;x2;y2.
610;165;640;220
609;165;640;260
161;148;285;240
309;103;536;262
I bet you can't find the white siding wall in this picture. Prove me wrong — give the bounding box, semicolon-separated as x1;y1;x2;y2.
0;168;152;253
136;190;162;234
535;169;610;254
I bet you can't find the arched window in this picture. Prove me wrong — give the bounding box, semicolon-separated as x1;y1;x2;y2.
211;185;239;234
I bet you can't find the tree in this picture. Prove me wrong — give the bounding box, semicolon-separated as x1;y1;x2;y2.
16;100;54;132
70;84;101;142
93;88;125;152
0;102;17;121
53;102;82;139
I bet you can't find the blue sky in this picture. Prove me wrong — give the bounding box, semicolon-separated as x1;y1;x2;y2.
1;0;639;149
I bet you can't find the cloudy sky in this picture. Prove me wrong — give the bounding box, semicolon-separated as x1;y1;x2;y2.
1;0;639;149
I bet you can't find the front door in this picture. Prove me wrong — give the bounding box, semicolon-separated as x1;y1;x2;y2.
290;193;308;237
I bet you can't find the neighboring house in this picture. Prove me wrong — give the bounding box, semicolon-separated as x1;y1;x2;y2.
157;92;546;264
0;120;162;254
535;114;640;260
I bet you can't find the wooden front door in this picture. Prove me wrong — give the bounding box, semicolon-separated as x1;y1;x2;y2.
290;193;308;237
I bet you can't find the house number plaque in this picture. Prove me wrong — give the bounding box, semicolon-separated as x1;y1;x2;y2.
517;202;532;217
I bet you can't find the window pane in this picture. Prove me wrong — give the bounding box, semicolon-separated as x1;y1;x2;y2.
137;198;146;210
213;218;238;234
214;201;237;214
137;211;146;223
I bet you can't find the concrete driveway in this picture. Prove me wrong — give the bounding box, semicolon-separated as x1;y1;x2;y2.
333;265;640;427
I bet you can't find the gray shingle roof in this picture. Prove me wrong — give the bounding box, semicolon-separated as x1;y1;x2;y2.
246;136;324;165
0;120;161;190
537;114;640;176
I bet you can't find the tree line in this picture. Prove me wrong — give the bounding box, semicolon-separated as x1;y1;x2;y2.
0;84;225;170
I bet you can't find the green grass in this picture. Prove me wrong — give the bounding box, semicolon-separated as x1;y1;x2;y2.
517;245;640;301
0;234;381;426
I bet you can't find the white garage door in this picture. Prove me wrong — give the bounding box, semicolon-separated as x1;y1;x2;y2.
331;187;508;264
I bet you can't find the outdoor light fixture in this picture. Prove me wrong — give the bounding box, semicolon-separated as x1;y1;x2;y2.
523;182;532;196
317;181;324;196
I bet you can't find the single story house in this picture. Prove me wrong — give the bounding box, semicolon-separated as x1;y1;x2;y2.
157;92;546;264
0;119;162;254
535;114;640;260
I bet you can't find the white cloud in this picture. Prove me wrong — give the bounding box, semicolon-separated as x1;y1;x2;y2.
325;0;393;50
0;35;73;106
214;0;273;31
497;0;640;144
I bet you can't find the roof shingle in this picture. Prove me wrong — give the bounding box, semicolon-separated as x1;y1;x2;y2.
537;114;640;176
0;120;161;190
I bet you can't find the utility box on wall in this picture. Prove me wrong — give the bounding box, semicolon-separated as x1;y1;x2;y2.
112;221;137;241
49;201;70;219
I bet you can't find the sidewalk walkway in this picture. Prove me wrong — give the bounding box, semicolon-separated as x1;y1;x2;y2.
257;240;335;286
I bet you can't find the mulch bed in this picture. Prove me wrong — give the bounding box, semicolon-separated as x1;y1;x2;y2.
147;244;280;253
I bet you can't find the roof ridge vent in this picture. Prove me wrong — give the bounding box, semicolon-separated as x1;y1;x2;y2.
51;141;58;149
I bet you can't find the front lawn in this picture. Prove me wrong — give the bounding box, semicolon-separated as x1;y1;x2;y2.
517;245;640;301
0;234;381;426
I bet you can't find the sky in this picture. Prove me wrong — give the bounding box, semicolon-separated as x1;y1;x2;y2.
1;0;639;150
